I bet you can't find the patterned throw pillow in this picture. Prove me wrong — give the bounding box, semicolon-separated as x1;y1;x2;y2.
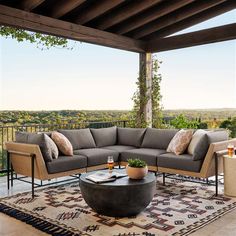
51;131;73;156
167;129;193;155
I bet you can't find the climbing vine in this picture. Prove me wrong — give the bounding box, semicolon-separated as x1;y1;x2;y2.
130;55;163;128
152;57;163;128
0;26;71;49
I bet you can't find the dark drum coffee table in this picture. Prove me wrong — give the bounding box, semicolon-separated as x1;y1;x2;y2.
79;170;156;217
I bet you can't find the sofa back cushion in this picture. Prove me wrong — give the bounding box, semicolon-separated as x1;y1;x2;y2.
117;128;146;147
207;130;229;143
90;126;117;147
189;130;229;161
15;132;58;162
58;128;96;149
141;128;178;149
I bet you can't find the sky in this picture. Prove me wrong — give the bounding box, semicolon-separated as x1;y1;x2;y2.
0;9;235;111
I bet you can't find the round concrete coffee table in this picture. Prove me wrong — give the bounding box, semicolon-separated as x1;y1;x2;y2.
79;170;156;217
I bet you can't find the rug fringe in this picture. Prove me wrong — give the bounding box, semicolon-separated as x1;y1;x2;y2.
0;203;81;236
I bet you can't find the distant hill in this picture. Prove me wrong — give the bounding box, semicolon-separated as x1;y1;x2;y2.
0;108;235;125
163;108;236;120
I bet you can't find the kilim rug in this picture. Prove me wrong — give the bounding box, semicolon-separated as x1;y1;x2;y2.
0;177;236;236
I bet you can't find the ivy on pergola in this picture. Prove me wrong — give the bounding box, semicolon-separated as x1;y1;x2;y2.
0;26;69;49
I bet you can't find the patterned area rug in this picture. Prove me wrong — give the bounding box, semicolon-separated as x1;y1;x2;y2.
0;177;236;236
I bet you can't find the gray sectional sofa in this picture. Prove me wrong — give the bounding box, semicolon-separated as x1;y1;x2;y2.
5;126;236;197
48;127;228;174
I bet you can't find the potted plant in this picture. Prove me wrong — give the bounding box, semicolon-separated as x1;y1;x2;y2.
126;158;148;179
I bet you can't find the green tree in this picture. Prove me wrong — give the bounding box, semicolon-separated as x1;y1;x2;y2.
170;114;199;129
220;117;236;138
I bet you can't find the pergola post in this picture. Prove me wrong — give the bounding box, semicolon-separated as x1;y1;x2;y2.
139;52;153;127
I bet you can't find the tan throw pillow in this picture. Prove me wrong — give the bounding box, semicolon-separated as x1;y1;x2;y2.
167;129;193;155
51;131;73;156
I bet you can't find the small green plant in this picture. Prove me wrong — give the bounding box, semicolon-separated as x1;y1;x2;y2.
127;158;147;168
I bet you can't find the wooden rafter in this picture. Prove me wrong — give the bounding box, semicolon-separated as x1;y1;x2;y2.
74;0;125;25
96;0;162;30
131;0;227;39
115;0;195;35
146;0;236;40
0;4;145;53
51;0;86;19
146;23;236;52
19;0;45;11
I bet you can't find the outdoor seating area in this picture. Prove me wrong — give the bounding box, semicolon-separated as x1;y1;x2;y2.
5;127;235;198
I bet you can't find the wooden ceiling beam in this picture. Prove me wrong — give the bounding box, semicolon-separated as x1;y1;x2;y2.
0;5;145;53
19;0;45;11
96;0;162;30
146;23;236;52
74;0;125;25
131;0;227;39
51;0;86;19
115;0;195;35
146;0;236;40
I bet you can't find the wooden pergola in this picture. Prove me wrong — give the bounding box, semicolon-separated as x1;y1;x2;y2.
0;0;235;124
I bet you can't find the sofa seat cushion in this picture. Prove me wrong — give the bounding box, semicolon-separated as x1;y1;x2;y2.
157;153;202;172
103;145;136;153
120;148;167;166
73;148;119;167
90;126;117;147
141;128;178;149
117;127;146;147
58;129;96;149
46;155;87;174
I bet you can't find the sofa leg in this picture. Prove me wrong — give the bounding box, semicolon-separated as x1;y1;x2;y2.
7;151;10;190
215;153;218;196
10;164;13;187
31;154;35;198
163;173;165;186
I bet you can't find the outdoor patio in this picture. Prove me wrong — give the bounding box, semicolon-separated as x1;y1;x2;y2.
0;1;236;235
1;174;236;236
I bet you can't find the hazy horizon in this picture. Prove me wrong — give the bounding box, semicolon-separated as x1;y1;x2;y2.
1;108;236;112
